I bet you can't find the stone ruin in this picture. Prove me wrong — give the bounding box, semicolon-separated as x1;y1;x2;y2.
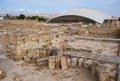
1;23;120;81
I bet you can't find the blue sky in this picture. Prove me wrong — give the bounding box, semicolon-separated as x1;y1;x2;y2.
0;0;120;17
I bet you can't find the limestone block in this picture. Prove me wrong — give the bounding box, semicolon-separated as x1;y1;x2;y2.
37;58;48;66
23;55;31;62
78;58;85;67
55;56;61;69
1;34;7;49
67;57;72;67
57;49;62;56
71;57;78;67
49;56;56;69
61;56;67;69
83;60;93;69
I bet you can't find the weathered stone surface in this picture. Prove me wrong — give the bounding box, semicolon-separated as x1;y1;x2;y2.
23;55;31;62
63;52;120;64
61;56;67;69
1;34;7;49
46;49;52;56
49;56;56;69
78;58;85;67
55;56;61;69
83;60;93;69
37;58;48;66
67;57;72;67
1;30;64;60
39;50;46;57
71;57;78;67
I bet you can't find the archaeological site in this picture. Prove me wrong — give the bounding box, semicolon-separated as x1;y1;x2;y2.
0;8;120;81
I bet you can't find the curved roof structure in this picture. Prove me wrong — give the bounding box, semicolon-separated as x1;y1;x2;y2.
47;8;112;23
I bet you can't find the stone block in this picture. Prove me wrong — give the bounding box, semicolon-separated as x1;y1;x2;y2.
46;49;52;56
61;56;67;69
55;56;61;69
71;57;78;67
78;58;85;67
49;56;56;69
37;58;48;66
23;55;31;62
83;60;93;69
67;57;72;67
1;34;7;49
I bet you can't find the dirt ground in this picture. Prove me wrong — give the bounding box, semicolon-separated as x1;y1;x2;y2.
0;44;94;81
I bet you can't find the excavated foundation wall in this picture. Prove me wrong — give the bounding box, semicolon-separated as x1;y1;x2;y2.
66;38;119;81
1;28;120;81
2;32;120;81
1;31;64;60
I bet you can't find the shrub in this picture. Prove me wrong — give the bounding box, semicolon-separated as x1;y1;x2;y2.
17;14;25;20
38;16;48;22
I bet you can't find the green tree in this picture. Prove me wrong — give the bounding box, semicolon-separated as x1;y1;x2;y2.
38;16;48;22
27;16;39;20
17;14;25;20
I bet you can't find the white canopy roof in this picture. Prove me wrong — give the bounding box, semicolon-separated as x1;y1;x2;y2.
48;8;112;23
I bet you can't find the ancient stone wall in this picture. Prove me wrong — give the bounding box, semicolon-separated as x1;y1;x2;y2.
1;31;65;60
65;38;119;81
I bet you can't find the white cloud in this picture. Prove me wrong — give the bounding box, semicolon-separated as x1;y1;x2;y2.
3;0;120;16
0;8;40;14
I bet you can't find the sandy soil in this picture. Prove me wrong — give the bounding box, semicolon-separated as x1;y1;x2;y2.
0;44;94;81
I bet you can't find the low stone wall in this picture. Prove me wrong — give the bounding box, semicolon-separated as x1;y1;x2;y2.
65;55;117;81
65;37;119;81
1;31;65;60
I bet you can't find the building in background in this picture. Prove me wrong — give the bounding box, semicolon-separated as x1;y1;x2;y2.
47;8;114;24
